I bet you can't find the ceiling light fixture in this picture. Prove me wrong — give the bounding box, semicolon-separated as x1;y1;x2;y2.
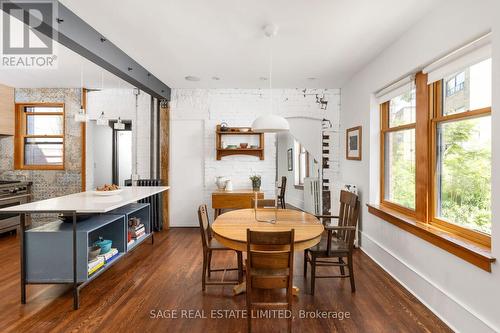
74;61;88;123
211;76;220;81
252;24;289;133
185;75;200;81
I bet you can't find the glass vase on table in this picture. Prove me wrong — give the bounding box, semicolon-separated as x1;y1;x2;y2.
253;186;278;224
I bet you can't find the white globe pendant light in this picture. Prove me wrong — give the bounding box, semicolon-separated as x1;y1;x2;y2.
251;114;289;133
251;24;289;133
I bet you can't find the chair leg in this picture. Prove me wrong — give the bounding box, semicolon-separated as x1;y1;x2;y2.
237;251;243;283
303;251;308;277
311;256;316;295
287;304;292;333
207;251;212;278
348;253;355;293
339;257;345;276
202;251;207;291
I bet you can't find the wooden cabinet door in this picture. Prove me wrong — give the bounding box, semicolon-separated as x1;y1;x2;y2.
0;84;14;135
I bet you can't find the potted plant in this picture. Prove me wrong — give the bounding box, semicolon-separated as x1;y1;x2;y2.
249;174;261;191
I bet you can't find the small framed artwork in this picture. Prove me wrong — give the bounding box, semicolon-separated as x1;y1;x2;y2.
346;126;362;160
287;148;293;171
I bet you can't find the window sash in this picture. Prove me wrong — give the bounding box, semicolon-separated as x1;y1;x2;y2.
430;79;491;244
380;102;417;216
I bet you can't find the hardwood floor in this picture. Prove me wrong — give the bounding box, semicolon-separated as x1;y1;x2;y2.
0;229;452;333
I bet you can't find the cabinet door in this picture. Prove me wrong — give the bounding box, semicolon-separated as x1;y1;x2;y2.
0;84;14;135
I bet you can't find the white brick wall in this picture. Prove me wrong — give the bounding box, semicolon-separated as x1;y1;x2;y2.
170;88;341;220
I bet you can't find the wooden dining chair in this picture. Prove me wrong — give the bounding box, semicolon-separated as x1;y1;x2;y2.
251;199;277;208
198;204;243;291
303;190;359;295
277;176;287;209
246;229;294;333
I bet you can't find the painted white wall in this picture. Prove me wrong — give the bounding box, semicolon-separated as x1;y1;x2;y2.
86;88;151;183
170;120;205;227
88;122;112;189
339;1;499;332
117;131;133;186
169;88;340;222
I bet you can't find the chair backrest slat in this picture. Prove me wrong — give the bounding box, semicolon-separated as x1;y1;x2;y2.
336;190;359;246
278;176;287;198
197;204;212;249
246;229;294;289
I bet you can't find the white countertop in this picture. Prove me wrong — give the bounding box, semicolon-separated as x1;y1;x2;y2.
0;186;169;213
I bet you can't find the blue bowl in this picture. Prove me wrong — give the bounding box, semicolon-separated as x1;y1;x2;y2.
94;239;112;254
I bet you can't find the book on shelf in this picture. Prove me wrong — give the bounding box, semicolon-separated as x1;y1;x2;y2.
134;230;146;239
97;248;119;263
133;223;144;231
88;257;105;276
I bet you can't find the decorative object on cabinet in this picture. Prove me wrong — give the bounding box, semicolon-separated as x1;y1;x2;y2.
249;174;261;191
346;126;362;160
215;176;229;190
215;125;264;160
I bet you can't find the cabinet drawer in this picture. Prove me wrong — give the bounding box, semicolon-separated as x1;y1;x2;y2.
212;193;263;209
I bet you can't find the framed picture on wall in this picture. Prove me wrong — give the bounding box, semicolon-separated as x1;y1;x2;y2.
287;148;293;171
346;126;362;160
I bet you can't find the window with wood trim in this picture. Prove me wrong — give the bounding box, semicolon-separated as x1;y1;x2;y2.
294;140;309;187
380;83;416;215
379;59;491;247
14;103;65;170
431;58;491;240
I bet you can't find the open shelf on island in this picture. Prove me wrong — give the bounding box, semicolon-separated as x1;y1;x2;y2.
107;202;152;252
25;214;127;283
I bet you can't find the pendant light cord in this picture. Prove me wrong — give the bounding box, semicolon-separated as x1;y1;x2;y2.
269;33;273;113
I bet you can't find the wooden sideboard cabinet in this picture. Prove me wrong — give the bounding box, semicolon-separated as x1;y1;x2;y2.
0;84;15;135
212;189;264;218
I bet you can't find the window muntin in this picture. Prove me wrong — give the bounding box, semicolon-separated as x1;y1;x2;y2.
436;116;491;234
384;128;416;210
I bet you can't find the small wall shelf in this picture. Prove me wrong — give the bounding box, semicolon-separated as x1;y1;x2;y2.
215;125;264;160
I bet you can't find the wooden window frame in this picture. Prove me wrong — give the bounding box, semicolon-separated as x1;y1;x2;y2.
378;71;491;250
429;81;491;248
14;103;65;171
379;91;417;218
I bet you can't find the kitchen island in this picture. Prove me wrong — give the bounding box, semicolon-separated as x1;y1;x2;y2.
0;186;169;310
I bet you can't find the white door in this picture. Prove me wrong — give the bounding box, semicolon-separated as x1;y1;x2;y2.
170;120;204;227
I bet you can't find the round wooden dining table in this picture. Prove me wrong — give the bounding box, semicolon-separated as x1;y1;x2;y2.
212;208;324;295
